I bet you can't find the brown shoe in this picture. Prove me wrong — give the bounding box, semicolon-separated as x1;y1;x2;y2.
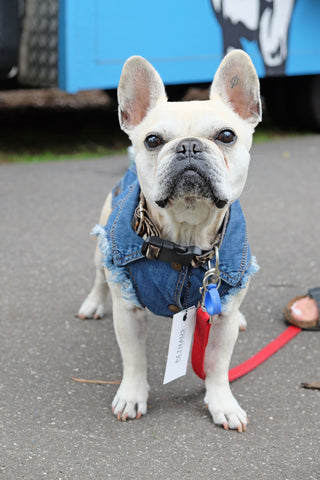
284;287;320;329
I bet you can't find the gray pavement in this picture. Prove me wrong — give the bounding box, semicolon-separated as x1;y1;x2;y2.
1;135;320;480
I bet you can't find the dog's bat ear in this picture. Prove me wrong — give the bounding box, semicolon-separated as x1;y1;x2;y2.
210;50;262;127
117;56;167;132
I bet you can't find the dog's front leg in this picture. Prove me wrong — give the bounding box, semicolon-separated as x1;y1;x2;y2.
108;281;149;421
204;284;249;432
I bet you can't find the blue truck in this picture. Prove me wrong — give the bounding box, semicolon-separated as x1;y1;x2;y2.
1;0;320;129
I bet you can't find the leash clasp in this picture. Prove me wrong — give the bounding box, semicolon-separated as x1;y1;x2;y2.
199;246;221;314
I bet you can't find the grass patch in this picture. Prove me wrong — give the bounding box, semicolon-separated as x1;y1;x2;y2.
253;115;314;143
0;108;130;163
1;147;128;163
0;107;313;164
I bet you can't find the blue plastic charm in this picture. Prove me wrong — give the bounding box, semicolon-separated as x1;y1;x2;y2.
204;284;222;316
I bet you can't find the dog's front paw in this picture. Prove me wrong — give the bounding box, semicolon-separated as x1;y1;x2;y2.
112;379;149;421
78;287;109;319
205;388;248;432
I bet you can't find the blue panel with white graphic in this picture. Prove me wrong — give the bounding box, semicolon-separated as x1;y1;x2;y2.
58;0;320;93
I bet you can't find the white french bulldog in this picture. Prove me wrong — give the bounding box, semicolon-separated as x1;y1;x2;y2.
79;50;262;431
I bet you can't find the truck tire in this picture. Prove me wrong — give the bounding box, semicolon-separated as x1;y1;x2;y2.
19;0;58;87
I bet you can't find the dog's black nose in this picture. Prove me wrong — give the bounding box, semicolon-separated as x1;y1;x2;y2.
176;138;204;157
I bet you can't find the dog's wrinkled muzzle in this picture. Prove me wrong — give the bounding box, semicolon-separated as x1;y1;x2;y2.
155;138;229;209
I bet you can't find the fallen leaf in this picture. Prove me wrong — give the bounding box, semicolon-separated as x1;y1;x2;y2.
71;377;120;385
300;382;320;390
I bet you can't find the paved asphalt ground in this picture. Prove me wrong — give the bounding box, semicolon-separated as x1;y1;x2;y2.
1;135;320;479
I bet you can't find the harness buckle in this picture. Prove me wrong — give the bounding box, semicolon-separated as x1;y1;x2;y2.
141;236;203;266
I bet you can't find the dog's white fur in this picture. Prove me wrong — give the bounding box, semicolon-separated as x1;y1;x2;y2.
79;50;261;431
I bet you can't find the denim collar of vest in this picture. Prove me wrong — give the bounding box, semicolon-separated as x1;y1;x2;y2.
105;165;250;288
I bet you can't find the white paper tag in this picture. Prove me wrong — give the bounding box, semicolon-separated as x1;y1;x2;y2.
163;306;197;385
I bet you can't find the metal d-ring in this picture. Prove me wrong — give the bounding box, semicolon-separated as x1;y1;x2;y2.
203;247;220;286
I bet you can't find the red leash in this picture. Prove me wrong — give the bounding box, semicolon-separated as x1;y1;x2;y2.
191;308;302;382
228;324;301;382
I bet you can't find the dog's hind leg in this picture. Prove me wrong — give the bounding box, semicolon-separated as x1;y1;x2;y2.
238;310;247;331
78;193;112;319
109;282;149;421
204;283;249;432
78;244;109;319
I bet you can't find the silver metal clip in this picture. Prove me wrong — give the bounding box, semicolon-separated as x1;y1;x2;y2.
136;198;145;236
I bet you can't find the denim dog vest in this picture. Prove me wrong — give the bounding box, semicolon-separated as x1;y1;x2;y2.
93;165;259;317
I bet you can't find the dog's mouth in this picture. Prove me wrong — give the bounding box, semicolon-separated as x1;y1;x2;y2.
155;166;228;209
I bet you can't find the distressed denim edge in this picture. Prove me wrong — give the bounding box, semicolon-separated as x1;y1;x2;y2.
221;255;260;310
91;225;142;307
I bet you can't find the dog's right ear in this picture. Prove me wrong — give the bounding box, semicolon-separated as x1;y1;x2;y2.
118;56;167;133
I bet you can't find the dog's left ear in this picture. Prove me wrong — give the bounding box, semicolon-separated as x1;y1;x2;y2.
210;50;262;127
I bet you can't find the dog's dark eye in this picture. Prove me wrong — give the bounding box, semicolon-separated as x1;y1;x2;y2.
215;129;236;144
144;134;164;150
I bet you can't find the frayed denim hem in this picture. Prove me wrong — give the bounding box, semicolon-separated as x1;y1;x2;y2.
91;225;142;307
221;256;260;311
